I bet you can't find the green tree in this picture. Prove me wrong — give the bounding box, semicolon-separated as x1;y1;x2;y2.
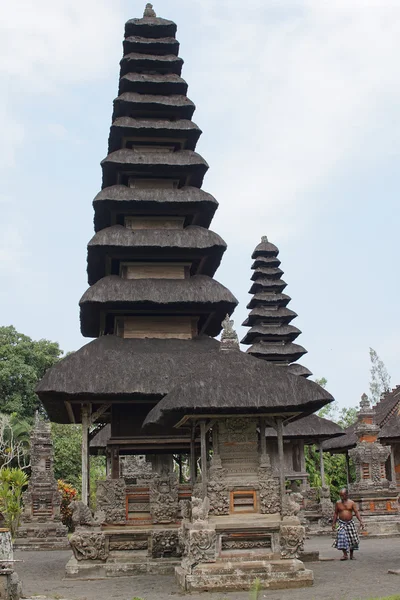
52;423;82;491
0;326;62;420
369;347;391;404
0;467;28;538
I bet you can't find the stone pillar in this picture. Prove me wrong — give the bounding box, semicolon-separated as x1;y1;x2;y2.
111;447;120;479
390;447;396;483
345;452;350;486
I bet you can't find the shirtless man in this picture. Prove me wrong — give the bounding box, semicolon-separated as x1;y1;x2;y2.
332;488;364;560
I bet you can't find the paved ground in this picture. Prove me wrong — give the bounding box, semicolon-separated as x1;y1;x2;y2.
16;536;400;600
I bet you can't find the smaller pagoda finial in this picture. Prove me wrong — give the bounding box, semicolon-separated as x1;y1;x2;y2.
360;393;370;410
220;315;240;351
261;235;268;243
144;3;156;17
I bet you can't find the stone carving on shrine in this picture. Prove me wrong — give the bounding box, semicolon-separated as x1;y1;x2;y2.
151;530;182;559
95;479;126;524
16;414;68;549
69;531;108;562
69;500;96;528
150;468;179;524
279;524;306;559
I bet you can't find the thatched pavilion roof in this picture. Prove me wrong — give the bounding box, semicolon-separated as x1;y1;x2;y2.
245;341;307;363
242;306;297;327
123;35;180;56
125;16;177;38
120;53;183;77
265;413;344;443
143;351;333;428
108;117;201;152
241;323;301;344
119;72;188;95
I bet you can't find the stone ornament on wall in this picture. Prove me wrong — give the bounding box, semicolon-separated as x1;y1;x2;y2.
69;531;108;561
259;469;281;514
280;525;305;559
96;479;126;524
150;469;179;524
69;500;95;528
151;530;182;559
181;528;217;571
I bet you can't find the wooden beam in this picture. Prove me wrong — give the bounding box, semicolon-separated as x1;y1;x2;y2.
65;401;76;424
200;420;208;499
345;451;350;486
91;403;111;424
259;417;267;458
190;423;196;484
318;441;326;486
81;403;91;505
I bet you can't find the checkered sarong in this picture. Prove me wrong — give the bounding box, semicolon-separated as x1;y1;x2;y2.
333;519;359;552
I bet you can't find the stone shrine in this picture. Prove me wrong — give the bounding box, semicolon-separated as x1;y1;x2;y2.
348;394;400;536
15;415;68;549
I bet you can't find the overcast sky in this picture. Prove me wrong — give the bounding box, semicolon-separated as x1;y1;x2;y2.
1;0;399;411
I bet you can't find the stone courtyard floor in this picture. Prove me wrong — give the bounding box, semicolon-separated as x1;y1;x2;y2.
17;536;400;600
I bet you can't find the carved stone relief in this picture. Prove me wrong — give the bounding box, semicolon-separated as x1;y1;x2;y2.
69;531;108;561
280;525;305;559
150;469;179;524
96;479;126;524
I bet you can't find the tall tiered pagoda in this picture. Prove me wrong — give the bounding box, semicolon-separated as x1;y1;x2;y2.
37;3;237;503
241;236;311;377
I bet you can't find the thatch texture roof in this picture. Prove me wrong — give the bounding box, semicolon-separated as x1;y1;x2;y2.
123;36;179;56
322;424;357;452
251;267;283;280
287;364;313;378
242;307;297;327
265;414;344;442
246;342;307;362
90;424;111;451
252;256;281;269
36;336;220;421
247;293;291;309
101;149;208;189
252;239;279;258
241;324;301;345
113;92;195;120
120;53;183;77
143;353;334;427
379;413;400;439
119;72;188;95
125;17;177;39
249;278;287;294
108;117;201;152
87;225;226;283
79;274;238;337
93;185;217;231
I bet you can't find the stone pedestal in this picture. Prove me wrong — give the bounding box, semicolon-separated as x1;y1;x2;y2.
0;530;22;600
15;415;68;549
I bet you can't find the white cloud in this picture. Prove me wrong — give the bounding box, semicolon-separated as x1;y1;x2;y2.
190;0;400;242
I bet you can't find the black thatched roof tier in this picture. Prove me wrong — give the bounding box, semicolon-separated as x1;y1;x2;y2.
120;53;183;77
90;424;111;451
113;92;195;121
241;324;301;345
251;267;284;281
249;278;287;294
143;353;333;428
108;117;201;153
87;225;226;284
93;185;218;231
123;36;179;56
242;307;297;327
101;149;208;189
125;17;177;39
36;336;220;422
379;414;400;439
79;275;238;337
322;424;357;452
247;293;291;309
265;414;344;442
252;256;281;269
246;342;307;362
119;72;188;95
287;363;313;378
252;238;279;258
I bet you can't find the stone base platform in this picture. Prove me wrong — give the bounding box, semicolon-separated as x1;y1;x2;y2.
175;558;313;592
361;515;400;538
15;523;69;551
65;555;180;579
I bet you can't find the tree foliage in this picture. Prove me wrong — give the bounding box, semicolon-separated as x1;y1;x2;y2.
58;479;78;532
0;413;31;470
0;326;62;420
0;467;28;538
52;423;82;491
369;347;391;405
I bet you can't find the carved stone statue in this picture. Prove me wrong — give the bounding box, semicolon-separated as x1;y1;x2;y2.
69;500;95;528
143;3;156;17
220;315;240;351
69;531;108;562
191;496;210;523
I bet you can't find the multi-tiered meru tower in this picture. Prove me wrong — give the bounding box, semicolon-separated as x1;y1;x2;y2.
37;4;237;502
241;236;312;377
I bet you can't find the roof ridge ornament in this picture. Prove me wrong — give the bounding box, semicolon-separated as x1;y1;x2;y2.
360;392;370;410
220;314;239;351
261;235;268;243
144;3;156;17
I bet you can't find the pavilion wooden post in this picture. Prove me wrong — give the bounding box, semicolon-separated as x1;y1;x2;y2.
200;420;208;498
390;447;396;483
259;417;267;459
276;418;286;504
111;447;120;479
345;451;350;486
318;441;326;486
190;422;196;485
81;403;91;506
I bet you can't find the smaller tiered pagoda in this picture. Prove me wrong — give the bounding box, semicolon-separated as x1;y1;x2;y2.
16;415;68;549
241;236;311;377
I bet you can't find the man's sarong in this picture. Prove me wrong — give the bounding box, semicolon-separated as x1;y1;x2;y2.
333;519;359;552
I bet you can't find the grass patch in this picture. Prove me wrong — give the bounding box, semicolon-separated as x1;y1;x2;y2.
362;596;400;600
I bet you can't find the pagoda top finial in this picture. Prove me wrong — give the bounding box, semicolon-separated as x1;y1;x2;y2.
360;393;370;410
143;3;156;17
220;315;239;351
261;235;268;243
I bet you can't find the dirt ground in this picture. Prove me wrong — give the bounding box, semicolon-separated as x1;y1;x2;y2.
17;536;400;600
